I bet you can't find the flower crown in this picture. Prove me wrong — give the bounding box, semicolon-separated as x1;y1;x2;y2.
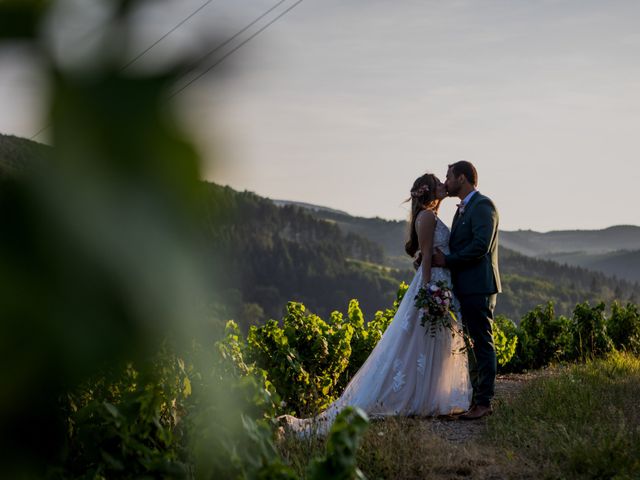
410;185;430;198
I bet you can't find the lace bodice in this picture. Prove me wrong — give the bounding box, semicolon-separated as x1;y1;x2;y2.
432;217;451;255
415;212;450;255
414;215;451;285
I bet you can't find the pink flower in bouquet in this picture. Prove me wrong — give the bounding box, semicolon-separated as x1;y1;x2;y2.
413;281;458;338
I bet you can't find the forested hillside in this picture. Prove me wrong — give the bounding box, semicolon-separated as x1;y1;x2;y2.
502;226;640;283
0;133;48;177
200;187;639;323
498;247;638;318
501;225;640;255
275;200;640;320
312;210;410;269
2;133;637;325
200;183;407;326
545;249;640;283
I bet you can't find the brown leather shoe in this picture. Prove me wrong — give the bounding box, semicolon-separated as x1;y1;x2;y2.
459;404;493;420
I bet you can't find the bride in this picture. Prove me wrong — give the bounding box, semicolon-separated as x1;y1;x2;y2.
281;173;472;436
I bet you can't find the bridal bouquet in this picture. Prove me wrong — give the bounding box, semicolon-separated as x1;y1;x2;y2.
414;281;458;337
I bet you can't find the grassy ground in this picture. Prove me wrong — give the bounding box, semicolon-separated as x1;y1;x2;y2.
487;352;640;479
278;353;640;479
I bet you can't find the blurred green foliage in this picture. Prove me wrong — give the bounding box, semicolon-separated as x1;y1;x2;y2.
64;349;193;478
0;0;207;473
0;1;370;478
307;407;369;480
0;0;50;38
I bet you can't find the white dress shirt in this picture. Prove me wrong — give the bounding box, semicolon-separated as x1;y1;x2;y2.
458;190;477;213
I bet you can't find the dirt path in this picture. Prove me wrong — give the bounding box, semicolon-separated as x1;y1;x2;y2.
424;372;544;444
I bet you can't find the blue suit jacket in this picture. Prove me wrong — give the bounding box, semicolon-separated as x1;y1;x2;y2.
445;192;501;296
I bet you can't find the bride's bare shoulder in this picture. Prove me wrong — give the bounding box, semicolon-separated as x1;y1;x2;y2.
416;209;437;224
415;209;437;232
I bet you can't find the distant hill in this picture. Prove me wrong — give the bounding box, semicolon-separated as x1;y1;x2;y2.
546;250;640;284
200;183;406;325
206;189;640;323
272;199;351;217
307;209;410;270
0;133;49;177
501;226;640;255
274;199;640;319
501;227;640;283
3;134;638;325
277;200;640;284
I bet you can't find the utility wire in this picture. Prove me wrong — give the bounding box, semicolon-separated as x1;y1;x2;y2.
31;0;218;139
31;0;305;138
170;0;304;98
30;124;50;142
120;0;217;71
178;0;287;79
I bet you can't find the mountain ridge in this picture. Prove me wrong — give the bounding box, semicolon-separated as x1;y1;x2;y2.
2;134;638;323
0;133;49;176
274;199;640;283
273;198;639;242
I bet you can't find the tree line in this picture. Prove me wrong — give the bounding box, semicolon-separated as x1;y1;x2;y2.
200;183;639;327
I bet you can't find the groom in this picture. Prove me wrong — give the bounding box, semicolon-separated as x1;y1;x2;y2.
433;161;501;420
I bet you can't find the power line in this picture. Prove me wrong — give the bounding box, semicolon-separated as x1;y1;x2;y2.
29;124;50;141
178;0;287;79
31;0;305;138
170;0;305;98
31;0;219;140
120;0;217;72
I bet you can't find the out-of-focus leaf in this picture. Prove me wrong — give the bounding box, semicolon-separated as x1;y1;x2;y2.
0;1;50;39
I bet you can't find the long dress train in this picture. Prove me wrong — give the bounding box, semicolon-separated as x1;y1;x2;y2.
284;218;471;436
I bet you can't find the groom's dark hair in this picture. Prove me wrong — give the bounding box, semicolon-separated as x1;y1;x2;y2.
448;161;478;186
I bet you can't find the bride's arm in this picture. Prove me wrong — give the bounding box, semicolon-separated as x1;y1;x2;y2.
416;210;437;285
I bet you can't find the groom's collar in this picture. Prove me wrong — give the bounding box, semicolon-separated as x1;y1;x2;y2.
461;189;478;206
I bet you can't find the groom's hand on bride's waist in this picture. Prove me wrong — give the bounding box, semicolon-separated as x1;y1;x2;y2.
432;248;446;267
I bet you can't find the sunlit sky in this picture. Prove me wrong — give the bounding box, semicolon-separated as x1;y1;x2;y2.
1;0;639;231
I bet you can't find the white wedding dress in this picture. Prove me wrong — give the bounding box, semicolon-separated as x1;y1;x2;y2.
284;217;472;436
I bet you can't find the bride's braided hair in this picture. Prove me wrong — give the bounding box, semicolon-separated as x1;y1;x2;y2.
405;173;441;258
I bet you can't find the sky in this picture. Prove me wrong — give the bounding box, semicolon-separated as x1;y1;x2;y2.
1;0;639;231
